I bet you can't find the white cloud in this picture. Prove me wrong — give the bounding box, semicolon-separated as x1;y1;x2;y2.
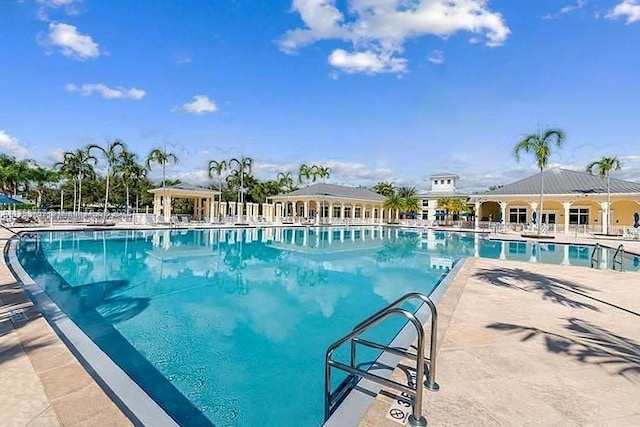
36;0;82;20
328;49;407;74
174;95;218;115
427;49;444;64
607;0;640;23
40;22;101;60
65;83;146;100
279;0;510;75
543;0;587;20
0;131;29;159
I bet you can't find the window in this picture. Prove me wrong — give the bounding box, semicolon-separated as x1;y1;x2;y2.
542;213;556;224
447;179;451;184
422;200;429;207
440;179;445;184
569;208;589;225
509;208;527;224
433;180;438;186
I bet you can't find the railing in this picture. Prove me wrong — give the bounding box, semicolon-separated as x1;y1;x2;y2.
613;244;625;272
590;243;602;269
324;292;439;427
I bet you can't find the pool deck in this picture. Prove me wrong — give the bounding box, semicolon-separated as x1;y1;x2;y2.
359;256;640;426
1;224;639;426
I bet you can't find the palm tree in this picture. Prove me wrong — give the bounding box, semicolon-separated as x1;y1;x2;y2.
383;193;403;222
208;159;228;219
228;156;253;218
146;147;179;219
88;140;126;222
56;148;97;214
276;172;295;193
438;197;470;225
373;182;395;198
513;128;566;235
586;156;622;234
28;166;60;208
115;149;141;214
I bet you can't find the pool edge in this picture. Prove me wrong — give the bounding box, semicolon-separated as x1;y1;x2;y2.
5;236;179;427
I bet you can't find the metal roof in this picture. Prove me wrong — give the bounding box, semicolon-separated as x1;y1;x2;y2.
148;184;219;195
429;172;459;179
478;168;640;196
273;183;385;201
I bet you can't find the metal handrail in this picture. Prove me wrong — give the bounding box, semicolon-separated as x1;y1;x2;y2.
325;308;427;427
613;244;625;272
325;292;439;427
352;292;439;391
590;243;602;269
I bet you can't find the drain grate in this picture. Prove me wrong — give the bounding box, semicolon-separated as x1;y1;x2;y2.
10;309;28;324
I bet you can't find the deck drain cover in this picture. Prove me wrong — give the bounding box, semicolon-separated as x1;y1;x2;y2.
10;309;28;324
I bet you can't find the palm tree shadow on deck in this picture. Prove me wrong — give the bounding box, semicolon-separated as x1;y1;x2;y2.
487;317;640;381
474;267;640;317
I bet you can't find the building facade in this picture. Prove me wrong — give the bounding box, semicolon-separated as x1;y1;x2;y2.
471;168;640;234
417;173;469;221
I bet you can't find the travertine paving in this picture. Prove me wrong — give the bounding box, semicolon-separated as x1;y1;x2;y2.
360;257;640;426
0;230;131;426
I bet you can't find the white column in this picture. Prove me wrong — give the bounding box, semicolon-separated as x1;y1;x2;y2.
563;202;571;234
340;204;345;219
329;203;334;219
474;201;481;229
304;201;309;218
600;201;609;234
499;202;508;224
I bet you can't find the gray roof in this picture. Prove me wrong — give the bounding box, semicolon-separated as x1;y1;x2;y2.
479;168;640;196
430;172;459;178
275;183;385;201
418;189;468;198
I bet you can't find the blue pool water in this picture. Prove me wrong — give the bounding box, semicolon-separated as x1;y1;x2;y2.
13;228;640;426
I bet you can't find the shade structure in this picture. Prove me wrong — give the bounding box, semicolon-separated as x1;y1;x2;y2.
0;194;22;205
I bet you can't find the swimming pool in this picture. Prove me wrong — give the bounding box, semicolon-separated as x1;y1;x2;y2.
12;227;640;426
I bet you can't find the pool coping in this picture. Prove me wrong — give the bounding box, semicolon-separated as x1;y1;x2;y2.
6;236;179;427
323;256;469;427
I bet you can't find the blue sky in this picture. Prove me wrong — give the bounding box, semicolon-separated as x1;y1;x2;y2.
1;0;640;192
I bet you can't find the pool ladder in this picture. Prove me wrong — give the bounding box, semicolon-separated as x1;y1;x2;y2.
324;293;439;427
590;243;625;271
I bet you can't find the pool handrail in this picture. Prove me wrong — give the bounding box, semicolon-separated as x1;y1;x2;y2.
352;292;439;391
590;243;602;269
613;244;625;272
324;292;439;427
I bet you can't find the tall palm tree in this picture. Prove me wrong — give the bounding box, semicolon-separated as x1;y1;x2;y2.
586;156;622;234
373;182;395;198
56;148;97;214
146;147;179;219
88;139;126;222
208;159;228;218
513;128;566;235
28;166;60;208
229;156;253;217
276;171;295;193
115;149;141;214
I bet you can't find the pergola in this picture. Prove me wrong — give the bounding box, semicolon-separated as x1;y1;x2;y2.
148;184;221;222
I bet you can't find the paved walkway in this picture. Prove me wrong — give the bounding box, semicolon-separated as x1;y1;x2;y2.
0;229;130;426
360;257;640;426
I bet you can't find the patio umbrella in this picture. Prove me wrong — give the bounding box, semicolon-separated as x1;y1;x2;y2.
634;212;639;229
0;194;21;205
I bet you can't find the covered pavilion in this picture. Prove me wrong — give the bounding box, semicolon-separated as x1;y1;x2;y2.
148;184;221;222
268;183;387;223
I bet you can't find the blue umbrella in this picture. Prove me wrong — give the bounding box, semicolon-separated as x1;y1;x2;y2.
634;212;639;229
531;211;537;225
0;194;21;205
